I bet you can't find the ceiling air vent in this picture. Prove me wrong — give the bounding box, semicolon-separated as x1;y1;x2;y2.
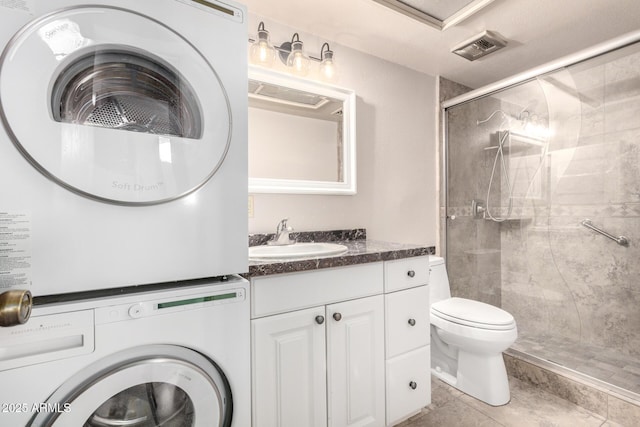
452;30;507;61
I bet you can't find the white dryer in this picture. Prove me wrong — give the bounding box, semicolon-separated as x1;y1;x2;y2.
0;0;248;297
0;276;250;426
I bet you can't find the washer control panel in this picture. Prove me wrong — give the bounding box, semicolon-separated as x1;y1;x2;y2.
95;287;246;324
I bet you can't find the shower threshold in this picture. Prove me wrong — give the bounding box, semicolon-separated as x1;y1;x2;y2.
508;333;640;404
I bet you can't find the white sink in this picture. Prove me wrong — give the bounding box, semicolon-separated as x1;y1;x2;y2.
249;242;348;260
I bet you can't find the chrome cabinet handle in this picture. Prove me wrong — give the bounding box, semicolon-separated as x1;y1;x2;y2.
315;315;325;325
407;270;415;278
409;381;417;390
333;312;342;321
408;318;416;326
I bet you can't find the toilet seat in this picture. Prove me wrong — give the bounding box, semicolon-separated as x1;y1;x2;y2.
431;297;515;331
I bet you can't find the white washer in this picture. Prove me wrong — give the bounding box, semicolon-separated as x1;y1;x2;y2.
0;0;248;297
0;276;249;426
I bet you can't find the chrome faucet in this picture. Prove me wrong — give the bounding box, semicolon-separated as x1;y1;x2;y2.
268;218;296;246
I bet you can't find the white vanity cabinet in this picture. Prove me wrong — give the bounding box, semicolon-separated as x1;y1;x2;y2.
250;255;431;427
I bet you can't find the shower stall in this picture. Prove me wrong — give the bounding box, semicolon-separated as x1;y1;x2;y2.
442;34;640;400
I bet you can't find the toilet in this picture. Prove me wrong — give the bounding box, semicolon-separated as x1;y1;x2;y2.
428;256;517;406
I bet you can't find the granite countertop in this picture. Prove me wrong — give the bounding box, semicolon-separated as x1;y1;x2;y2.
246;229;435;277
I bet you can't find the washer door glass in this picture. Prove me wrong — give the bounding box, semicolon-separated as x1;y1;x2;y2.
0;6;231;205
30;345;232;427
88;382;195;426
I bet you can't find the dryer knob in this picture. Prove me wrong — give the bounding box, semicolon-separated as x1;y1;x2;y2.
128;303;145;319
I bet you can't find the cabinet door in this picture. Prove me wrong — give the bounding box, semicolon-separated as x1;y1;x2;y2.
327;295;385;427
252;306;327;427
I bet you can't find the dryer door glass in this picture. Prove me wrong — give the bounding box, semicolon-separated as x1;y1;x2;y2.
0;6;231;205
51;49;203;139
30;346;232;427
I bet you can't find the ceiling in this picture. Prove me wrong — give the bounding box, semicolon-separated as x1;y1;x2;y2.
242;0;640;89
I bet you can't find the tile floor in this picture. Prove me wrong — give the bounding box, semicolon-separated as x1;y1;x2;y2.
396;376;625;427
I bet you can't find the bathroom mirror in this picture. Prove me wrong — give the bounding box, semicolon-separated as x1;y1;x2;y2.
248;66;356;194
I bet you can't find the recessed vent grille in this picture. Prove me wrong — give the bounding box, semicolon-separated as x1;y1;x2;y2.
452;30;508;61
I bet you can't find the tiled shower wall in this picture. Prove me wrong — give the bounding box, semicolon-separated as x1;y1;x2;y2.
441;78;503;307
442;41;640;391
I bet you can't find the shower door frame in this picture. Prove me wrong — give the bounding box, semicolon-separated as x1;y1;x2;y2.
440;29;640;400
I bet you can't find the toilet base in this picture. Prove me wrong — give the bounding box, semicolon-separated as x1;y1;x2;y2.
432;351;511;406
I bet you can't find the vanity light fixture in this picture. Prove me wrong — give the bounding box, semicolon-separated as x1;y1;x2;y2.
319;43;337;81
285;33;311;76
249;22;276;67
249;22;338;81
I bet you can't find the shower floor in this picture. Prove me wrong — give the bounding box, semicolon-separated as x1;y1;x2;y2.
512;332;640;396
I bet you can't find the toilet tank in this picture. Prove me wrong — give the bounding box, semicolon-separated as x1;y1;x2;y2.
429;256;452;305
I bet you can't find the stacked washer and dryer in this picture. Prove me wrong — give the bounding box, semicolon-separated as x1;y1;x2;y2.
0;1;249;426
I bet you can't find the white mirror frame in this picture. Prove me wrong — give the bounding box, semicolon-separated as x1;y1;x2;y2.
248;66;357;195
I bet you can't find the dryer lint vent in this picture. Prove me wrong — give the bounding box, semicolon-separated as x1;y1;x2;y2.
452;31;508;61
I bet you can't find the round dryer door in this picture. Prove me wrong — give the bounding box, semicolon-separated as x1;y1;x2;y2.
29;345;232;427
0;6;231;205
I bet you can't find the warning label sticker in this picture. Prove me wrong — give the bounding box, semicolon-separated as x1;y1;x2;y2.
0;212;32;290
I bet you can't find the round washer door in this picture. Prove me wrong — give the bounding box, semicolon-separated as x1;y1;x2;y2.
30;345;233;427
0;6;231;205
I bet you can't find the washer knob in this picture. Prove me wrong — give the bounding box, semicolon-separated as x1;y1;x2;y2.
128;303;144;319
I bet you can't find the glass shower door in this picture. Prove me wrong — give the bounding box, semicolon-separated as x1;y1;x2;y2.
444;39;640;398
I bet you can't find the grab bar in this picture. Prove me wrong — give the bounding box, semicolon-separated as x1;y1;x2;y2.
581;219;629;246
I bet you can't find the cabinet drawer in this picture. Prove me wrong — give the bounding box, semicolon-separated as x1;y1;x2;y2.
251;262;383;318
385;285;429;358
384;256;429;292
386;346;431;426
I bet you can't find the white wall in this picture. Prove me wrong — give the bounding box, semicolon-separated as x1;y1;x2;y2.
247;14;438;246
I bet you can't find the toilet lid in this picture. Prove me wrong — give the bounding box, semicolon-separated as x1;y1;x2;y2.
431;297;515;330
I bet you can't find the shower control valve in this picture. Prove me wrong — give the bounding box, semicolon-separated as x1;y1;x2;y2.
472;199;486;219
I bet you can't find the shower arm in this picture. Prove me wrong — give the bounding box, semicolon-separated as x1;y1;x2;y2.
581;219;629;247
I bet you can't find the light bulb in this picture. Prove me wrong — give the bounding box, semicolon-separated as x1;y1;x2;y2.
286;40;310;76
320;47;337;81
250;25;276;67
